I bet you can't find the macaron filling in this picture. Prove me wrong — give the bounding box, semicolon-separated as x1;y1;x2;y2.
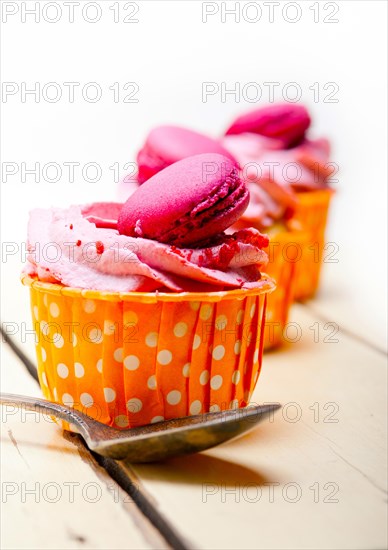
118;153;252;248
163;183;248;246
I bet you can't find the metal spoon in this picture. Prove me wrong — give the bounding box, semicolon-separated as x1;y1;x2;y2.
0;393;281;462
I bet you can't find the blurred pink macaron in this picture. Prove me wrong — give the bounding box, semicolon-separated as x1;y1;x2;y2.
118;153;249;248
225;103;311;148
136;125;237;183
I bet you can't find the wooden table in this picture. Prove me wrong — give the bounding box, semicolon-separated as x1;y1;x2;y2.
1;185;387;549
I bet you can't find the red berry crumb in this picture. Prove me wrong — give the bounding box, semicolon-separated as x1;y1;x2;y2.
95;241;104;255
76;240;82;246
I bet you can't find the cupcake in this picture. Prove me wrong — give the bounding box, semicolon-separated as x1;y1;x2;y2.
119;124;236;201
221;132;302;349
23;154;275;429
136;125;236;183
223;103;335;303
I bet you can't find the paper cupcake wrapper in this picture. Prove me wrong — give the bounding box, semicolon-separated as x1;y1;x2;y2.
22;275;275;430
263;230;307;349
290;189;334;301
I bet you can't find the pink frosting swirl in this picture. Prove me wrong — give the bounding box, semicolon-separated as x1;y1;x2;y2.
222;134;332;228
25;202;270;293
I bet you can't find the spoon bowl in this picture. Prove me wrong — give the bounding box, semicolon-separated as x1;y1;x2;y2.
0;393;281;462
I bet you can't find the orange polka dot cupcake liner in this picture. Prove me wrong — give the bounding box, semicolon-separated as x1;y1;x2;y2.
290;189;334;301
22;274;275;430
263;230;307;350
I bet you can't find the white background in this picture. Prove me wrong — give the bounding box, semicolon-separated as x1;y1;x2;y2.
1;0;387;349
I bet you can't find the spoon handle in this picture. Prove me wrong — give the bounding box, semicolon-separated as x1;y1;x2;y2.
0;392;93;440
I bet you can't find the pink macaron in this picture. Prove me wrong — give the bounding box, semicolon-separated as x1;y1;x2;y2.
225;103;311;148
118;153;249;248
136;125;237;183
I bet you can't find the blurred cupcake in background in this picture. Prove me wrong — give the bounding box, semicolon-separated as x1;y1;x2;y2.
223;103;335;305
136;125;237;183
118;104;335;350
222;130;307;349
118;124;237;201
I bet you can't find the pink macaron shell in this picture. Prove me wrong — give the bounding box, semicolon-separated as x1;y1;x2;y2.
118;153;248;247
160;179;249;247
225;103;311;147
136;125;237;183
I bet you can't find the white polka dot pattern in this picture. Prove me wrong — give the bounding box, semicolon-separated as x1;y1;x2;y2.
127;398;142;413
83;300;96;313
145;332;158;347
157;350;172;365
190;400;202;415
210;375;223;390
216;314;227;329
113;348;123;362
29;280;270;431
103;388;116;403
40;321;49;336
53;334;64;349
173;322;188;337
57;363;69;379
234;340;241;355
74;362;85;378
200;304;212;321
199;370;209;385
62;393;74;408
167;390;181;405
115;415;129;428
104;320;116;336
124;355;140;371
192;335;201;350
253;349;259;364
125;311;138;325
49;302;60;318
236;310;244;324
147;375;157;390
89;327;103;344
232;371;241;385
212;345;225;361
80;393;94;408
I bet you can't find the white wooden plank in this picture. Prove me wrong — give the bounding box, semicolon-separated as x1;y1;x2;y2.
117;305;387;550
0;343;166;550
